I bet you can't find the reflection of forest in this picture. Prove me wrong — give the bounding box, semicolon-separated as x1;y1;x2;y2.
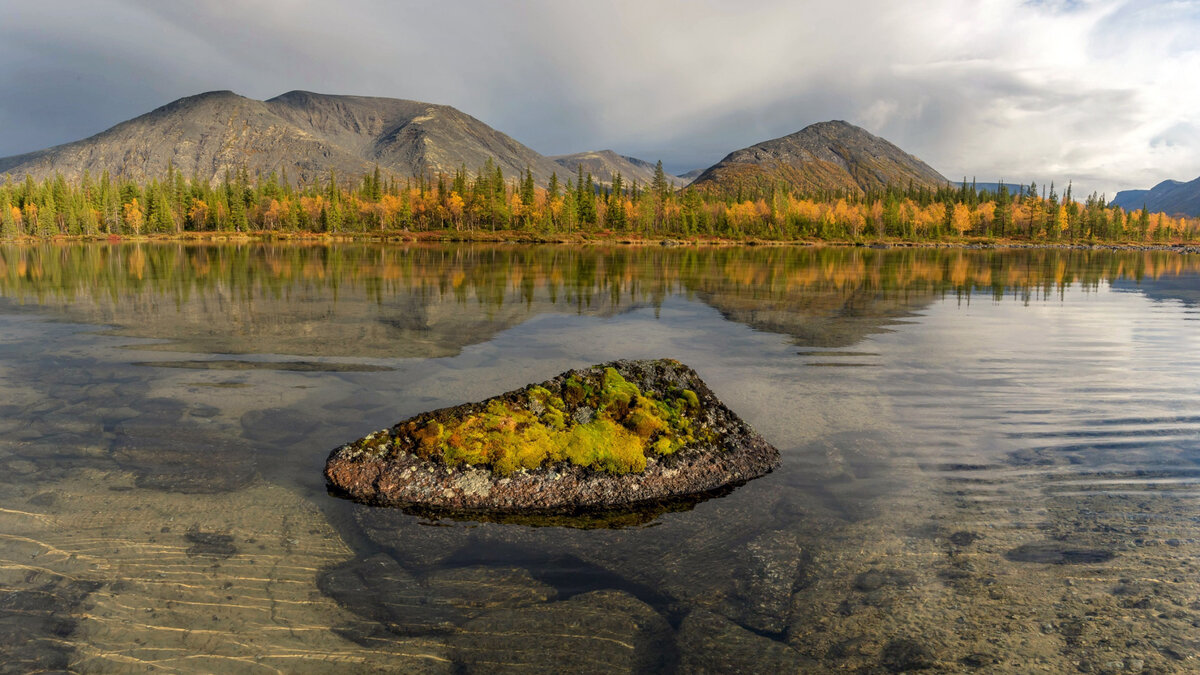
1110;272;1200;307
0;243;1195;356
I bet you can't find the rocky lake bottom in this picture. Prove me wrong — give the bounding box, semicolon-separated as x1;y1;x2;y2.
0;243;1197;673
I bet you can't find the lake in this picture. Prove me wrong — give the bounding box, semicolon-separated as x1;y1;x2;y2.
0;242;1197;673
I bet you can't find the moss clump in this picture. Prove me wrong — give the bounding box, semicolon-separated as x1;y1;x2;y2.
402;367;709;476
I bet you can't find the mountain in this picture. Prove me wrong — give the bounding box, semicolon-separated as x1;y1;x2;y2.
959;180;1033;194
689;120;949;195
550;150;680;187
0;90;567;186
1111;177;1200;217
678;168;706;183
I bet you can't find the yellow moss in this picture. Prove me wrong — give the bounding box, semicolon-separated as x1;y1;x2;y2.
562;418;647;474
599;367;639;416
542;407;566;431
413;421;444;457
626;395;669;439
681;389;700;409
411;367;706;476
563;376;590;408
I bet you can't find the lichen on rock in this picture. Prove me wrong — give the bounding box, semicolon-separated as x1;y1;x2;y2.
324;359;779;513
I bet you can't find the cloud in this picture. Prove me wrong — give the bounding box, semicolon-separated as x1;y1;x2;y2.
1;0;1199;197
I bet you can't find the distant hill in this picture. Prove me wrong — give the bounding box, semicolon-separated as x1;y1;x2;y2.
678;168;706;183
0;90;566;186
550;150;680;187
689;120;949;195
1111;177;1200;216
959;181;1034;195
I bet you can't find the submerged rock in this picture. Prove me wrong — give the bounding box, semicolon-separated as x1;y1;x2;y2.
676;609;810;673
1004;541;1116;565
325;359;779;512
448;589;673;673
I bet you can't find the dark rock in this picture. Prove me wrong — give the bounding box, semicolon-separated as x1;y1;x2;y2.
722;530;807;633
184;528;237;558
676;609;809;673
1005;542;1116;565
826;636;872;662
880;638;935;672
325;359;779;513
959;652;997;668
948;531;981;547
447;589;673;673
0;572;101;674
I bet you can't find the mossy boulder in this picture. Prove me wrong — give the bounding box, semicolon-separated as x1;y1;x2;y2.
324;359;779;512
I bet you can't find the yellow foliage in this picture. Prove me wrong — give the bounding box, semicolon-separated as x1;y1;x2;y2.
406;367;702;476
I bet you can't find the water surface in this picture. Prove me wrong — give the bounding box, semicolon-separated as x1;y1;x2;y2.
0;243;1197;673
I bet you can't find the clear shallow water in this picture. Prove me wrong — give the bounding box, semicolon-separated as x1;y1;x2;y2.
0;243;1197;673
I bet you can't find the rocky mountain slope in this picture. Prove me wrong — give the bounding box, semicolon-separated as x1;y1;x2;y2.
689;120;949;195
550;150;680;187
0;90;567;185
1112;176;1200;217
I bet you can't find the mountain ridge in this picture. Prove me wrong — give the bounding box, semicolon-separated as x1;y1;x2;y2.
0;90;567;186
689;120;949;195
0;93;951;197
1111;176;1200;217
549;150;680;187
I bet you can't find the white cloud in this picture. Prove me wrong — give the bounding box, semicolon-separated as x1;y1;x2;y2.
1;0;1199;197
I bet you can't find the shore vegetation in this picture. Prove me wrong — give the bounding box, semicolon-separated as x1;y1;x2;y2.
2;164;1197;244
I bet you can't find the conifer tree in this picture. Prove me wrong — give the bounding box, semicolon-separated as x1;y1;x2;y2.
652;160;668;198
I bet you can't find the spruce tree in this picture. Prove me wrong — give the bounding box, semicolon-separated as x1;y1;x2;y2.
652;160;668;198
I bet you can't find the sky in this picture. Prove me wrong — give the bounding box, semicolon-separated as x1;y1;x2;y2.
1;0;1198;197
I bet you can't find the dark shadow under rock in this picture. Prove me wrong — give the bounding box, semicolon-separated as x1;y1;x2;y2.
447;589;674;674
325;359;779;514
676;609;810;674
1004;542;1116;565
319;553;557;637
350;476;831;639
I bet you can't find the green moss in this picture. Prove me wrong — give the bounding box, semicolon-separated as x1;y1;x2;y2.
404;367;709;476
681;389;700;409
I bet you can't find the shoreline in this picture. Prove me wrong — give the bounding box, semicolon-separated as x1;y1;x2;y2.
2;229;1199;253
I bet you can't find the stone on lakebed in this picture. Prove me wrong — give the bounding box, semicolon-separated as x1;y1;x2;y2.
324;359;780;512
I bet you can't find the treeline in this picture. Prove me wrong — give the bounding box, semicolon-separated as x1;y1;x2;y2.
1;163;1197;243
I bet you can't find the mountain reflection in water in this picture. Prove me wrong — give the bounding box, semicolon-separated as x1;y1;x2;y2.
3;242;1195;356
0;242;1197;673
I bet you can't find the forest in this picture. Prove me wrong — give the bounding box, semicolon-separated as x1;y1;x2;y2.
1;161;1197;243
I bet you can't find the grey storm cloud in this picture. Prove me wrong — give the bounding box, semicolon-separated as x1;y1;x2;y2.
2;0;1198;197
